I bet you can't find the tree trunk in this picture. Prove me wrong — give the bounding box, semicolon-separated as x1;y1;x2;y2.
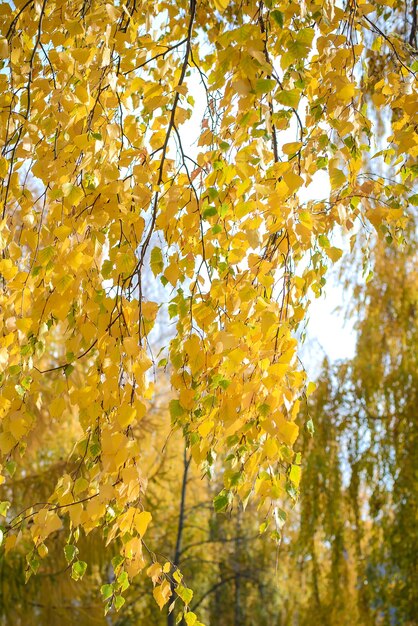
234;505;244;626
167;444;191;626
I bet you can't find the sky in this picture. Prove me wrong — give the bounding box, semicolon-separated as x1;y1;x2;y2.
298;174;357;375
300;269;356;377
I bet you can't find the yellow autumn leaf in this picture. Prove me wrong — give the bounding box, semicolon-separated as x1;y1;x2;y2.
117;405;137;429
213;0;230;12
134;510;152;537
153;580;172;610
289;464;302;487
282;141;303;155
198;420;214;438
325;247;343;262
147;562;162;583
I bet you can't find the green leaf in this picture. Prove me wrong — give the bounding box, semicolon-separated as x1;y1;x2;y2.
64;544;78;564
71;560;87;581
207;187;218;200
316;156;328;169
5;461;17;476
168;303;178;319
276;89;300;108
104;600;112;616
64;364;74;377
38;543;48;558
150;247;164;276
318;234;330;248
0;501;10;517
101;259;113;278
275;508;287;529
169;399;185;420
112;555;124;575
20;376;31;390
114;595;125;611
176;585;193;605
203;206;217;219
286;481;298;500
214;491;229;512
101;583;114;600
254;78;276;95
27;553;40;574
15;384;25;398
271;9;283;27
117;571;129;592
258;403;270;417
